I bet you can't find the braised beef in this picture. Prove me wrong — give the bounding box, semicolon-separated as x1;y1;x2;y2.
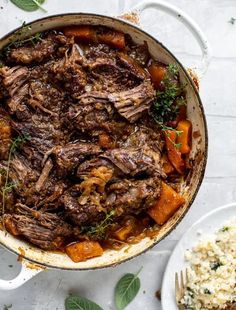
44;142;102;176
3;204;72;250
61;177;161;226
0;25;178;252
101;147;165;178
105;177;161;214
7;32;73;65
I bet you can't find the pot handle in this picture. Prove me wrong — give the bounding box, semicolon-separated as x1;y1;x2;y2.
0;259;43;290
125;0;211;78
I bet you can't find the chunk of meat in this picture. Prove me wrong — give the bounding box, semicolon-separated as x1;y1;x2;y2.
126;39;150;66
44;142;102;175
7;33;73;65
88;57;143;92
61;185;105;225
4;204;72;250
0;66;29;97
28;80;65;116
101;147;165;178
12;114;66;159
108;80;155;122
35;159;53;192
68;92;126;136
61;176;161;226
49;44;87;98
9;155;39;198
105;177;161;214
123;125;164;152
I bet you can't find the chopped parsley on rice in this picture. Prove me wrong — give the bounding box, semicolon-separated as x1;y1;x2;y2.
181;219;236;309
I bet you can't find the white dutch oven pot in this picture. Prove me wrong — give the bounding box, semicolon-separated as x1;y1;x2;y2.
0;0;210;289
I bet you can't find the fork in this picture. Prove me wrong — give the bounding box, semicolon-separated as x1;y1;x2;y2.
175;269;189;310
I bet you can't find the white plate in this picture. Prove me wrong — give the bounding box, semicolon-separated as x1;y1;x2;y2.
161;202;236;310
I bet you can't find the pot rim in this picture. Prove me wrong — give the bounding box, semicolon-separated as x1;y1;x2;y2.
0;12;208;270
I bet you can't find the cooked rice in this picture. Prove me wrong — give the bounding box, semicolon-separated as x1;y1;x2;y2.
181;218;236;309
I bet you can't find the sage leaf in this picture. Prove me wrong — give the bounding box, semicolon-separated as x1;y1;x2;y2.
10;0;47;12
115;268;142;310
65;296;103;310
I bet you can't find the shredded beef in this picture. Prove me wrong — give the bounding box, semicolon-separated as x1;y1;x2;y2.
0;26;166;251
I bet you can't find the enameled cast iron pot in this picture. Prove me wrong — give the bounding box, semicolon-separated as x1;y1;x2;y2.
0;0;210;289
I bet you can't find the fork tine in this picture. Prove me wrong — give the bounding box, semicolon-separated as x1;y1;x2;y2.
186;268;189;285
175;272;181;304
175;269;188;309
180;270;184;292
175;272;179;295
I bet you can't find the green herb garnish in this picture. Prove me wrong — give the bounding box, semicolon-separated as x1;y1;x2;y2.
10;0;47;12
65;296;103;310
115;267;142;310
203;288;211;295
80;210;116;240
220;226;229;232
1;135;30;217
152;64;186;126
0;22;43;58
3;305;12;310
210;261;223;271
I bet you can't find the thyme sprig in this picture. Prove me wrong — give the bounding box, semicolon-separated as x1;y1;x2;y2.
1;135;30;217
152;64;186;127
81;210;116;240
0;22;42;58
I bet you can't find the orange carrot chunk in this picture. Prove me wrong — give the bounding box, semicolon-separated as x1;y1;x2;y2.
162;154;175;175
4;216;20;236
148;63;167;90
65;241;103;263
97;31;125;49
148;182;185;225
63;26;94;41
114;224;133;241
165;130;185;174
176;120;192;154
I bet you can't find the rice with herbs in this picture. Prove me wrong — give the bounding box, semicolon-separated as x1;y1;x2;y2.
181;219;236;309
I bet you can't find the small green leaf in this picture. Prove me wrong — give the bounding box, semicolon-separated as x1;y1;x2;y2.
3;305;12;310
10;0;47;12
65;296;103;310
115;269;142;310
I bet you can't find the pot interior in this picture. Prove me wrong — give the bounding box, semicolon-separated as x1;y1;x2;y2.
0;14;207;270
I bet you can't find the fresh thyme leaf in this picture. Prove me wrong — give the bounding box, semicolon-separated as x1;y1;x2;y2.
81;210;116;240
173;142;182;149
10;134;31;153
10;0;47;12
152;63;186;126
167;63;179;77
0;22;43;58
114;267;142;310
1;135;30;217
159;123;183;135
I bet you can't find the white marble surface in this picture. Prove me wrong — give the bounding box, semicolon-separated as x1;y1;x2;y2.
0;0;236;309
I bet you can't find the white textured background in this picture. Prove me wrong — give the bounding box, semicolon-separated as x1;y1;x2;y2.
0;0;236;309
